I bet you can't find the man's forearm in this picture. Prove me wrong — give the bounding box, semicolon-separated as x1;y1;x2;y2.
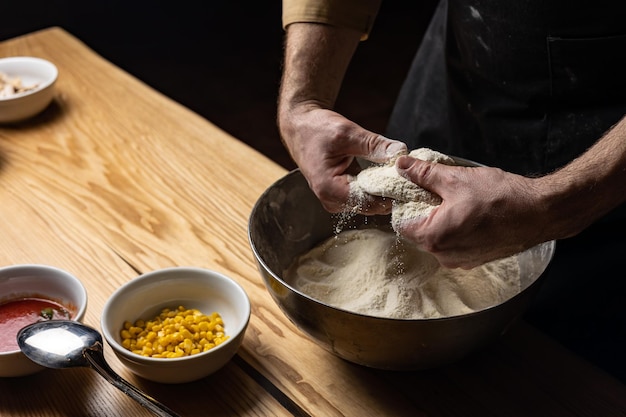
278;23;362;118
537;115;626;239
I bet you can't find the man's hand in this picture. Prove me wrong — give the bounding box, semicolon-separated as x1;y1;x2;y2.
394;156;544;268
282;106;406;213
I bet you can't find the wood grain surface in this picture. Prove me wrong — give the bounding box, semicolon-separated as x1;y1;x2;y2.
0;27;625;417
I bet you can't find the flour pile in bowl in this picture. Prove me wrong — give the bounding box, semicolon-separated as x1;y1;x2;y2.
284;228;520;319
284;147;521;319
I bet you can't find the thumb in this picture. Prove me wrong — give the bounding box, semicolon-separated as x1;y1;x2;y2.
396;155;441;193
363;135;407;163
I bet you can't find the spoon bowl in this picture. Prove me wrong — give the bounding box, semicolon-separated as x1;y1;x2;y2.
18;320;181;417
18;320;97;369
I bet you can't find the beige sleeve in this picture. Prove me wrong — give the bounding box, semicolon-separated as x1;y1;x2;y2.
282;0;382;39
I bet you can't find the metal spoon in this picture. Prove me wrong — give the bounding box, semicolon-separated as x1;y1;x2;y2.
17;320;181;417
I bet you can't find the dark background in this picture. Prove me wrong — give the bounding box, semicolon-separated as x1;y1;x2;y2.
0;1;437;170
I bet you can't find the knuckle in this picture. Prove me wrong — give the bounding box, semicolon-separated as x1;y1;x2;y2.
415;161;436;182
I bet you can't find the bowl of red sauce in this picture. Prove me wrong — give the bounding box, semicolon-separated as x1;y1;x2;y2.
0;264;87;377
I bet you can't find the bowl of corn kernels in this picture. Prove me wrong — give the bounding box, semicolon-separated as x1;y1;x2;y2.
101;267;250;383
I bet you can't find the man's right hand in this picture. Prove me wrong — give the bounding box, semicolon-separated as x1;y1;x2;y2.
280;104;406;213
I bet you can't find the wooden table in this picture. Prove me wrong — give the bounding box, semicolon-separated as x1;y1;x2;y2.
1;27;625;417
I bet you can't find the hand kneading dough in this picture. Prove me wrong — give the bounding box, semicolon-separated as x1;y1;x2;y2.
350;148;456;230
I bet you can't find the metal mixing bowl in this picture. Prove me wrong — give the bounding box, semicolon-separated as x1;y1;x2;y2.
248;168;555;370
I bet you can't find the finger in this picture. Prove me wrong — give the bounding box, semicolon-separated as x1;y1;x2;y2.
319;180;392;215
341;131;407;164
366;135;407;163
396;155;440;193
355;194;393;215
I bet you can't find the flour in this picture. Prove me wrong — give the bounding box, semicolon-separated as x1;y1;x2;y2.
284;228;521;319
350;148;456;230
287;147;521;319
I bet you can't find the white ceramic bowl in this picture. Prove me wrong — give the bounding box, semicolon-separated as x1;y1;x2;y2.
101;267;250;384
0;56;58;123
0;264;88;377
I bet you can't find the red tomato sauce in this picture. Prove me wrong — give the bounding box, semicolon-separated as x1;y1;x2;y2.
0;298;72;352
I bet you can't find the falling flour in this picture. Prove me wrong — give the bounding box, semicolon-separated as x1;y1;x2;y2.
285;228;521;319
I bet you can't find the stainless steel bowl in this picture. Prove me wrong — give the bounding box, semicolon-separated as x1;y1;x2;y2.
248;169;555;370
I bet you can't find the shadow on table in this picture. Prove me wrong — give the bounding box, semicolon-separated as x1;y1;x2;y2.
0;367;146;416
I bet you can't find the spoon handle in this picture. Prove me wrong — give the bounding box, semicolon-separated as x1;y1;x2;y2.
84;346;182;417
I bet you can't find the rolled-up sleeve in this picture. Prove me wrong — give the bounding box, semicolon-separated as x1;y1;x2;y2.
282;0;382;39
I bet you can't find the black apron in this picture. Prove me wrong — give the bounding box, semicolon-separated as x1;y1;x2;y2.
386;0;626;381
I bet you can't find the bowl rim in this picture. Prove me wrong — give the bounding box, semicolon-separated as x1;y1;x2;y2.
0;263;88;356
0;56;58;102
248;168;557;322
101;266;251;363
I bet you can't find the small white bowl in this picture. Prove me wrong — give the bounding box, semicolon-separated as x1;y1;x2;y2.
0;56;58;123
0;264;88;377
101;267;250;384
